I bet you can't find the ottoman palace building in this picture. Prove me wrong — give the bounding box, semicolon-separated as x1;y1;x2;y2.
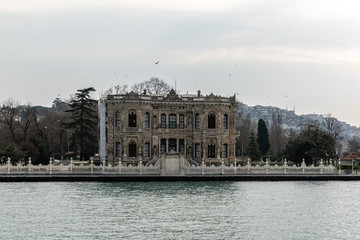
99;89;238;165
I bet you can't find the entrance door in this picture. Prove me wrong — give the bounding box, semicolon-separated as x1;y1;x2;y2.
129;141;137;157
208;143;215;158
160;139;166;154
179;139;185;154
168;138;177;152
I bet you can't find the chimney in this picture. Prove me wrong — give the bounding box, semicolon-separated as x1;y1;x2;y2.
197;90;201;97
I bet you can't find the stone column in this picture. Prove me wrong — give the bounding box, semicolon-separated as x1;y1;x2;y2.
184;139;186;156
166;139;169;153
158;139;161;155
122;141;127;161
49;157;53;174
176;139;179;153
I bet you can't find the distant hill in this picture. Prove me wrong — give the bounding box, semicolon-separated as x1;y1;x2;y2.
31;101;360;141
239;103;360;141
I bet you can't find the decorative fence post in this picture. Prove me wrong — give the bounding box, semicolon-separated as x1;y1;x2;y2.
119;157;122;174
49;157;53;174
247;158;250;174
320;159;324;174
302;159;306;174
234;158;237;174
70;157;73;173
139;157;143;175
90;157;94;174
221;158;224;175
28;157;32;173
7;157;11;174
265;158;269;174
338;159;341;175
201;158;205;175
284;158;287;174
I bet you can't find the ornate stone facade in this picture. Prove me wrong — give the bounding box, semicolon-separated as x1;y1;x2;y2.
103;89;238;165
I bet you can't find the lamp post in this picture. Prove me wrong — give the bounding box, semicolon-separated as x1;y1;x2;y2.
338;159;341;175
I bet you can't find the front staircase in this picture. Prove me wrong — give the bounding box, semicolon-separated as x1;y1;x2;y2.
145;151;199;176
161;153;183;176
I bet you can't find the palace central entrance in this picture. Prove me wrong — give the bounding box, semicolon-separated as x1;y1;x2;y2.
159;138;185;154
168;138;177;152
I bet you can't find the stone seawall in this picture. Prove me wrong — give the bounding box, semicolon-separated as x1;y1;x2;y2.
1;174;360;182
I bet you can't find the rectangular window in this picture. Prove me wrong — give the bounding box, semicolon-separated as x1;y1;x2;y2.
195;114;200;129
222;144;228;158
161;114;166;128
223;115;228;129
195;144;201;158
169;114;177;128
115;142;121;157
115;112;120;127
144;113;150;128
144;143;150;157
179;114;184;129
129;111;136;127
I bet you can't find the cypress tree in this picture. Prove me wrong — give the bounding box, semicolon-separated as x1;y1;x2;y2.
64;87;97;160
257;119;270;155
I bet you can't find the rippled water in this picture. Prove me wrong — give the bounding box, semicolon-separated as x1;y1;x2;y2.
1;181;360;239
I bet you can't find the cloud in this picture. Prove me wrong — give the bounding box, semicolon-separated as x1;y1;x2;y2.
176;47;360;65
0;0;253;13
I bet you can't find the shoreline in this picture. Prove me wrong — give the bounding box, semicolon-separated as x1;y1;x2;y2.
1;174;360;182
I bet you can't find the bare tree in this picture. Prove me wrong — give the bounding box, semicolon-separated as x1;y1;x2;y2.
235;102;255;158
0;99;20;143
269;112;286;156
33;108;68;159
348;136;360;154
322;113;343;139
299;118;320;130
17;104;37;141
322;113;343;154
132;77;171;95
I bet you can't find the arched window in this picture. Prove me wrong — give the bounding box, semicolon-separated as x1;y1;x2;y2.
195;113;200;129
128;111;136;127
169;114;177;128
129;141;137;157
208;113;216;129
144;143;150;157
195;143;201;158
144;112;150;128
223;114;228;129
208;143;216;158
161;114;166;128
115;112;120;127
222;144;228;158
115;142;121;157
179;114;185;129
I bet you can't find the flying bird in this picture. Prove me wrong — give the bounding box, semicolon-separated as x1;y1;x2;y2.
155;61;160;64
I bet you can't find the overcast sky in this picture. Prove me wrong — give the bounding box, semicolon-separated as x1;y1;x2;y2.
1;0;360;126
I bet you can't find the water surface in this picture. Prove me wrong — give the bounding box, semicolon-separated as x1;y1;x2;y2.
0;181;359;239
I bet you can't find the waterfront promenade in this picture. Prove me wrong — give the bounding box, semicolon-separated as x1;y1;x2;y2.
1;157;357;181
